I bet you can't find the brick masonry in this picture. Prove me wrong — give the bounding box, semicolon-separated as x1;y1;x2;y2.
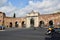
0;11;60;28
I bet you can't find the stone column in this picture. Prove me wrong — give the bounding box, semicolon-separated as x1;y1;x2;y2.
26;18;30;28
34;17;39;27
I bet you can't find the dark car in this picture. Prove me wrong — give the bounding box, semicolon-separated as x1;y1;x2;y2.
0;26;5;30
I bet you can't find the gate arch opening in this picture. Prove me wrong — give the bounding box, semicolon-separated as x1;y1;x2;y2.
30;18;34;27
49;20;53;25
9;22;12;28
15;21;18;27
39;21;44;27
48;20;54;28
22;21;25;28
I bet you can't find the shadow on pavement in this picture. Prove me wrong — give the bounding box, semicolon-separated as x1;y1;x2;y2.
45;32;60;40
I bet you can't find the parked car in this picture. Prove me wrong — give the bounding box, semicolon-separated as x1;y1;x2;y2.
0;26;5;30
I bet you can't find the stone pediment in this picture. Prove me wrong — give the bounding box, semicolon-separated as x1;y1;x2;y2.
26;10;40;17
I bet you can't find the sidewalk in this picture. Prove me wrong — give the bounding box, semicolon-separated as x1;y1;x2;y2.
5;27;21;31
0;30;5;31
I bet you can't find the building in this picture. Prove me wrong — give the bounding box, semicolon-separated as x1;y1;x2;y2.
0;11;60;28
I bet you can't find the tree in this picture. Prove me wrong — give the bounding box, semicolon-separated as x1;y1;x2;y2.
13;13;16;18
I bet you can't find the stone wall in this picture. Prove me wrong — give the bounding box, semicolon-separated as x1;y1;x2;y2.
4;17;26;28
0;11;60;28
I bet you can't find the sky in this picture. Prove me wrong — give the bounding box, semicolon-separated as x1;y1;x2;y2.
0;0;60;17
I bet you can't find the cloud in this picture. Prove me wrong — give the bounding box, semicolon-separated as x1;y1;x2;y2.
28;0;60;14
0;0;8;6
15;0;60;17
0;0;60;17
0;2;17;17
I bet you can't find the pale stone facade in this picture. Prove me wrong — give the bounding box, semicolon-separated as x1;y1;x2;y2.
26;11;39;28
0;11;60;28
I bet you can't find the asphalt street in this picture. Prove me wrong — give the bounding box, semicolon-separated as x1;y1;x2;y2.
0;27;60;40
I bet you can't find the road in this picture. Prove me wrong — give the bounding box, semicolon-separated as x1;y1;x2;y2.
0;27;60;40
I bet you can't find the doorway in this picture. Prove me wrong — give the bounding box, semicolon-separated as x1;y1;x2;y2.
49;20;53;25
30;18;34;27
9;22;12;28
49;20;54;28
39;21;44;27
15;21;18;27
22;21;25;28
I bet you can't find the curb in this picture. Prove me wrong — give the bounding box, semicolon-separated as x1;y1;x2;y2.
0;30;5;31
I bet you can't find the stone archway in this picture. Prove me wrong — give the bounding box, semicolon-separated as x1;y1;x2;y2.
49;20;53;25
15;21;18;27
39;21;44;27
30;18;34;27
22;21;25;28
9;22;12;28
49;20;54;28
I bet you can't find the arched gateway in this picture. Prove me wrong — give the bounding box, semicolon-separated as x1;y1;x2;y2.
39;21;45;27
22;21;26;28
30;18;34;27
26;11;39;28
15;21;18;27
9;22;12;28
